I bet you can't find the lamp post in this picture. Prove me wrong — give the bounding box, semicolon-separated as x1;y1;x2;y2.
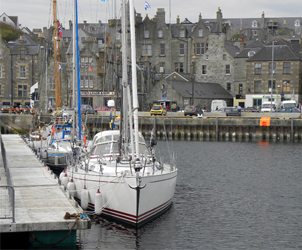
271;41;274;112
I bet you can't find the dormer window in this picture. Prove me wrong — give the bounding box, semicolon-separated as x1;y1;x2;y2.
116;31;120;40
295;19;300;26
179;29;185;37
198;28;203;37
252;20;257;28
158;30;163;38
20;50;26;59
144;30;149;38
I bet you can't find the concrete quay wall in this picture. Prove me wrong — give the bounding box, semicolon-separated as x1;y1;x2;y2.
84;116;302;142
1;114;302;142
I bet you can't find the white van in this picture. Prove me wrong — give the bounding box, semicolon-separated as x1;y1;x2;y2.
211;100;227;112
261;102;276;112
280;100;296;110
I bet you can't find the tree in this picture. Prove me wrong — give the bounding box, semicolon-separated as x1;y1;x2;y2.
0;23;22;43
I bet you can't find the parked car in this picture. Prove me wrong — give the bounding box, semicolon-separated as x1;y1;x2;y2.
81;105;98;115
150;104;167;116
184;105;203;117
243;107;259;112
93;105;111;112
225;107;239;116
276;108;300;113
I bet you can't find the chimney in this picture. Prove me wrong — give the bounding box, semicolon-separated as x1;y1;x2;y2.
199;13;202;21
176;15;180;24
261;11;265;28
69;20;72;30
84;20;87;30
216;7;222;33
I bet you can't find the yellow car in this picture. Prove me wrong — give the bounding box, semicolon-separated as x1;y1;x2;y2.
150;105;167;116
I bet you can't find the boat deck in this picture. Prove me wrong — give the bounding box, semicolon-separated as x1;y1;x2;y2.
0;134;90;233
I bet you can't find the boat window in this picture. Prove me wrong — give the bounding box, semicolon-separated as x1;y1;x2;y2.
92;142;119;155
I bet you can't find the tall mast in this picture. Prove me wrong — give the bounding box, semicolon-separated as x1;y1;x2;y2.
129;0;139;158
53;0;62;108
121;0;128;158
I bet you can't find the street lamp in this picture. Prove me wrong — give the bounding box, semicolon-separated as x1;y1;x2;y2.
271;41;274;112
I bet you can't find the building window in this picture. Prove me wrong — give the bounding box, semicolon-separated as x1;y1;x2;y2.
295;20;300;26
85;76;89;88
142;45;152;56
80;75;84;88
160;44;165;55
282;80;290;92
49;77;55;90
179;43;185;55
252;20;258;28
254;80;261;93
3;17;6;22
225;65;230;74
268;80;276;92
239;84;243;94
223;54;226;60
18;85;27;98
269;62;276;74
227;82;231;91
202;65;206;75
20;50;26;59
159;62;165;73
174;62;184;72
253;30;258;36
89;76;93;88
81;57;92;68
0;49;2;58
144;30;149;38
198;28;203;37
179;29;185;37
283;62;290;74
254;63;261;74
205;55;209;60
20;66;26;78
0;65;2;78
158;30;163;38
116;31;120;40
194;43;205;55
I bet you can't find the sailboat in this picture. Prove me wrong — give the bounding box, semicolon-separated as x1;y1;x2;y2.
62;0;177;228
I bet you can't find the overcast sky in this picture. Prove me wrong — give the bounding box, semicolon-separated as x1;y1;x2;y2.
2;0;302;30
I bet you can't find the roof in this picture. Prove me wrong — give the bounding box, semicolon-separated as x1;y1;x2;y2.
247;42;301;62
168;80;233;99
224;43;240;57
7;34;40;55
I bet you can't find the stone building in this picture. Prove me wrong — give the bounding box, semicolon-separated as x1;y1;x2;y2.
195;33;239;97
148;72;233;110
245;39;302;107
0;34;41;107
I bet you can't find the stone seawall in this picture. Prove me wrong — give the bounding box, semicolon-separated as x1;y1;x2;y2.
1;114;302;142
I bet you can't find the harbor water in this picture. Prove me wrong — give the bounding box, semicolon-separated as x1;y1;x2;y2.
75;140;302;250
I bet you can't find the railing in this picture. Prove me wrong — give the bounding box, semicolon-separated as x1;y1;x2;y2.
0;186;15;223
0;133;15;223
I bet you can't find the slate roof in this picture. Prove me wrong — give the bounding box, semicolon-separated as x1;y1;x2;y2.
7;34;40;55
169;80;233;99
246;41;301;62
224;43;240;57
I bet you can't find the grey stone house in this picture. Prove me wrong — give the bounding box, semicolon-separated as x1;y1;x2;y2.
0;34;41;107
195;33;239;97
245;39;302;107
147;72;233;111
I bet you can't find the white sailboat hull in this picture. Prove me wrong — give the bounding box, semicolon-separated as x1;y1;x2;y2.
66;166;177;227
